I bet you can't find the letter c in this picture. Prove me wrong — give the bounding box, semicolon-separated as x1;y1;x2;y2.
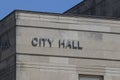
31;38;38;47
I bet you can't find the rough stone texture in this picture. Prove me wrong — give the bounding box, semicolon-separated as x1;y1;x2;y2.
1;10;120;80
15;11;120;80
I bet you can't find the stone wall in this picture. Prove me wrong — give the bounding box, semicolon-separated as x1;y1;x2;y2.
15;11;120;80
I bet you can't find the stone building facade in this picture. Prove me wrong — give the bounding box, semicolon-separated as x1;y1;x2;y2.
1;10;120;80
64;0;120;18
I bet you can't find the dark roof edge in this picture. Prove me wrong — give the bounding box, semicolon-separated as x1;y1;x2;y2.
0;9;63;22
16;10;120;22
0;9;120;23
15;9;62;16
63;0;85;14
15;9;120;21
0;10;16;22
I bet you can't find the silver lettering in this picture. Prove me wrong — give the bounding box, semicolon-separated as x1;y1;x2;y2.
48;39;54;48
66;40;72;49
31;38;83;50
31;38;38;47
59;40;65;48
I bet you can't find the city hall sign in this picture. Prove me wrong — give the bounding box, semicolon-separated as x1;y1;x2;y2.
31;38;83;50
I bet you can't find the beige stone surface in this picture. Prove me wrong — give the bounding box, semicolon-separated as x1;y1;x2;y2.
14;11;120;80
16;12;120;33
1;10;120;80
16;27;120;60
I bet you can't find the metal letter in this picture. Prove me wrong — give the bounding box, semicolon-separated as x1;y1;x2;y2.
31;38;38;47
59;40;65;48
78;41;83;50
48;39;54;48
66;40;72;49
72;41;78;49
41;38;47;47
